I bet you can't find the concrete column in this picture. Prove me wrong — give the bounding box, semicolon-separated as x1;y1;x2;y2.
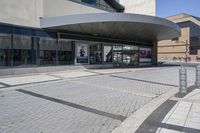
179;66;187;94
195;64;200;87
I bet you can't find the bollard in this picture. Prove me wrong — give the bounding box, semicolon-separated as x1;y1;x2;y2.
195;64;200;87
179;66;187;94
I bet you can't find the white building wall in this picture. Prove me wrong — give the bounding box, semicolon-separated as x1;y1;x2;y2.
43;0;107;18
119;0;156;16
0;0;43;27
0;0;107;28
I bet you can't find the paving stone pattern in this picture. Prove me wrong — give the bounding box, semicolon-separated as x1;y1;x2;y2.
0;67;196;133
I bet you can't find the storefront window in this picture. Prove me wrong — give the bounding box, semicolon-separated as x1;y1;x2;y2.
113;52;123;66
58;39;73;65
77;43;88;63
13;35;35;67
113;45;123;51
103;45;112;63
139;47;152;66
0;34;12;67
89;43;102;64
39;38;57;66
122;45;139;66
113;44;139;67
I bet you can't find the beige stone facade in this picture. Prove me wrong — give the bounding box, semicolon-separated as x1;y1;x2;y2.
158;14;200;62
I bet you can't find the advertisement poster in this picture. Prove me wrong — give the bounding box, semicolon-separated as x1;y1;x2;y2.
139;47;152;65
77;43;88;63
104;46;112;62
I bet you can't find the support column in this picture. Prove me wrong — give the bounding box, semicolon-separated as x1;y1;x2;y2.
56;34;59;65
152;41;158;66
36;37;40;66
179;66;187;94
11;34;14;67
73;41;77;65
195;64;200;87
31;37;34;65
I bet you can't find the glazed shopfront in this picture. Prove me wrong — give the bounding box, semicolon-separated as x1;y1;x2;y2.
0;13;180;69
0;28;153;68
75;41;152;67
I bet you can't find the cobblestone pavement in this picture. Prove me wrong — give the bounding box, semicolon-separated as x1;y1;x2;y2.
0;67;196;133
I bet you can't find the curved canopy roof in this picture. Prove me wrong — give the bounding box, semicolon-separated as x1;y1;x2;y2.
41;13;180;42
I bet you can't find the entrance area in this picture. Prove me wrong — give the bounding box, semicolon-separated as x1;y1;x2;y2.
75;42;152;68
113;45;139;67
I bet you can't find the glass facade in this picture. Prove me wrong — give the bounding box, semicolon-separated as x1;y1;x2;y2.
113;45;140;67
0;24;153;68
39;38;57;66
89;43;102;64
103;45;112;63
72;0;118;12
0;34;12;67
139;47;152;66
58;39;73;65
122;45;139;66
13;35;35;66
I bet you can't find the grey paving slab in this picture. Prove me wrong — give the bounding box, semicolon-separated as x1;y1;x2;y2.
0;75;61;86
20;79;152;118
71;74;176;96
0;90;121;133
0;66;195;133
155;89;200;133
113;67;195;87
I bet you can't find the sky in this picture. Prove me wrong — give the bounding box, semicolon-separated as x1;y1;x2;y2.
156;0;200;18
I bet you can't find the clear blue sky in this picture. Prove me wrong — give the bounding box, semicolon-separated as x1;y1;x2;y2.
156;0;200;18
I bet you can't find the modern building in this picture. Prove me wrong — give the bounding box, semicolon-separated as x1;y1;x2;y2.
158;13;200;62
0;0;180;74
119;0;156;16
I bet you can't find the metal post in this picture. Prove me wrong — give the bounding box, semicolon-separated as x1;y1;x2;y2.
195;64;200;87
179;66;187;94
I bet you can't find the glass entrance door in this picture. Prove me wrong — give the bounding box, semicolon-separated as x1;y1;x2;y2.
113;52;123;67
89;43;102;64
113;44;139;67
122;52;138;67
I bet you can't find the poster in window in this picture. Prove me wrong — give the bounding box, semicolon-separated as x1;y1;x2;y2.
77;43;88;63
104;46;112;62
139;47;152;65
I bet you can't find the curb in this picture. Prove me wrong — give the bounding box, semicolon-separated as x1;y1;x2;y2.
112;89;179;133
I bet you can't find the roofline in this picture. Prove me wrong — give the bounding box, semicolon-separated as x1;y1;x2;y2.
41;13;180;31
165;13;191;19
40;13;180;41
168;16;200;27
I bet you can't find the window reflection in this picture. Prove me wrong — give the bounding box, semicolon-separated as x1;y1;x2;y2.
39;38;57;66
89;43;102;64
104;45;112;63
58;39;73;65
0;34;12;67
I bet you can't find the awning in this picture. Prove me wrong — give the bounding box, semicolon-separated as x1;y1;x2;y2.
40;13;180;42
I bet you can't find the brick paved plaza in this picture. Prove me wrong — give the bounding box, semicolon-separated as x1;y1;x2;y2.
0;67;196;133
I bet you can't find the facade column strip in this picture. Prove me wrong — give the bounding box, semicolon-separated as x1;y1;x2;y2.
56;33;60;65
